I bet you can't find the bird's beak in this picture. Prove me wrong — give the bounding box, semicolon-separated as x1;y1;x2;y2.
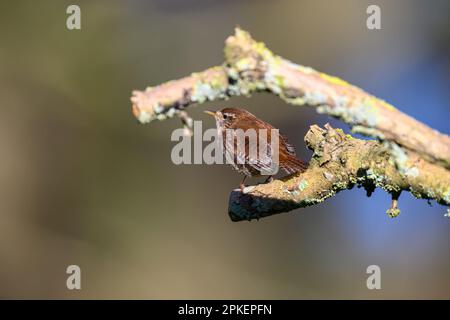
204;110;216;117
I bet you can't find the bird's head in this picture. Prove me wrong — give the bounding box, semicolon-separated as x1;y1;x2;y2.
204;108;253;129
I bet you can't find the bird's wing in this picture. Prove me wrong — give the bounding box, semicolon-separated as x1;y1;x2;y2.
259;120;296;157
223;132;274;175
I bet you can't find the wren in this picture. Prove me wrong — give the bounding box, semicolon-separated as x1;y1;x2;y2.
205;108;307;191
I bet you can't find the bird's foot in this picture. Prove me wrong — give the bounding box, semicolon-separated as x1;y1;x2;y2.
239;175;248;192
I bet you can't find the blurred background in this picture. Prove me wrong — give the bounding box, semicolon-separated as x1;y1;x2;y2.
0;0;449;299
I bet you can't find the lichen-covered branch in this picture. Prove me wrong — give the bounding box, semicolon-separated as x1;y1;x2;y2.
131;66;229;123
131;28;450;221
228;124;450;221
131;28;450;168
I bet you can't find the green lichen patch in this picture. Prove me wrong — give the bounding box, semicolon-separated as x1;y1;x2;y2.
298;179;309;191
386;207;401;218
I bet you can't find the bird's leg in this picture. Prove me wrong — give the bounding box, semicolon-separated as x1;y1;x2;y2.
240;176;248;192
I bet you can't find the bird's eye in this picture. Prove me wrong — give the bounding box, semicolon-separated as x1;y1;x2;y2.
223;114;228;119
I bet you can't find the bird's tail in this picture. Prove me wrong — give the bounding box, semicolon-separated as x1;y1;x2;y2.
281;155;308;174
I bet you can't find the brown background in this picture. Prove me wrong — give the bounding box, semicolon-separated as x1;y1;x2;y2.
0;0;449;298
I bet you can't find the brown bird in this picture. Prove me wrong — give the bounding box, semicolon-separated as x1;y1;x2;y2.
204;108;307;191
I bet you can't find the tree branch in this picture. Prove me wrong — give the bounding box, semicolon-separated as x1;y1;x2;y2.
131;28;450;167
130;28;450;220
229;124;449;221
